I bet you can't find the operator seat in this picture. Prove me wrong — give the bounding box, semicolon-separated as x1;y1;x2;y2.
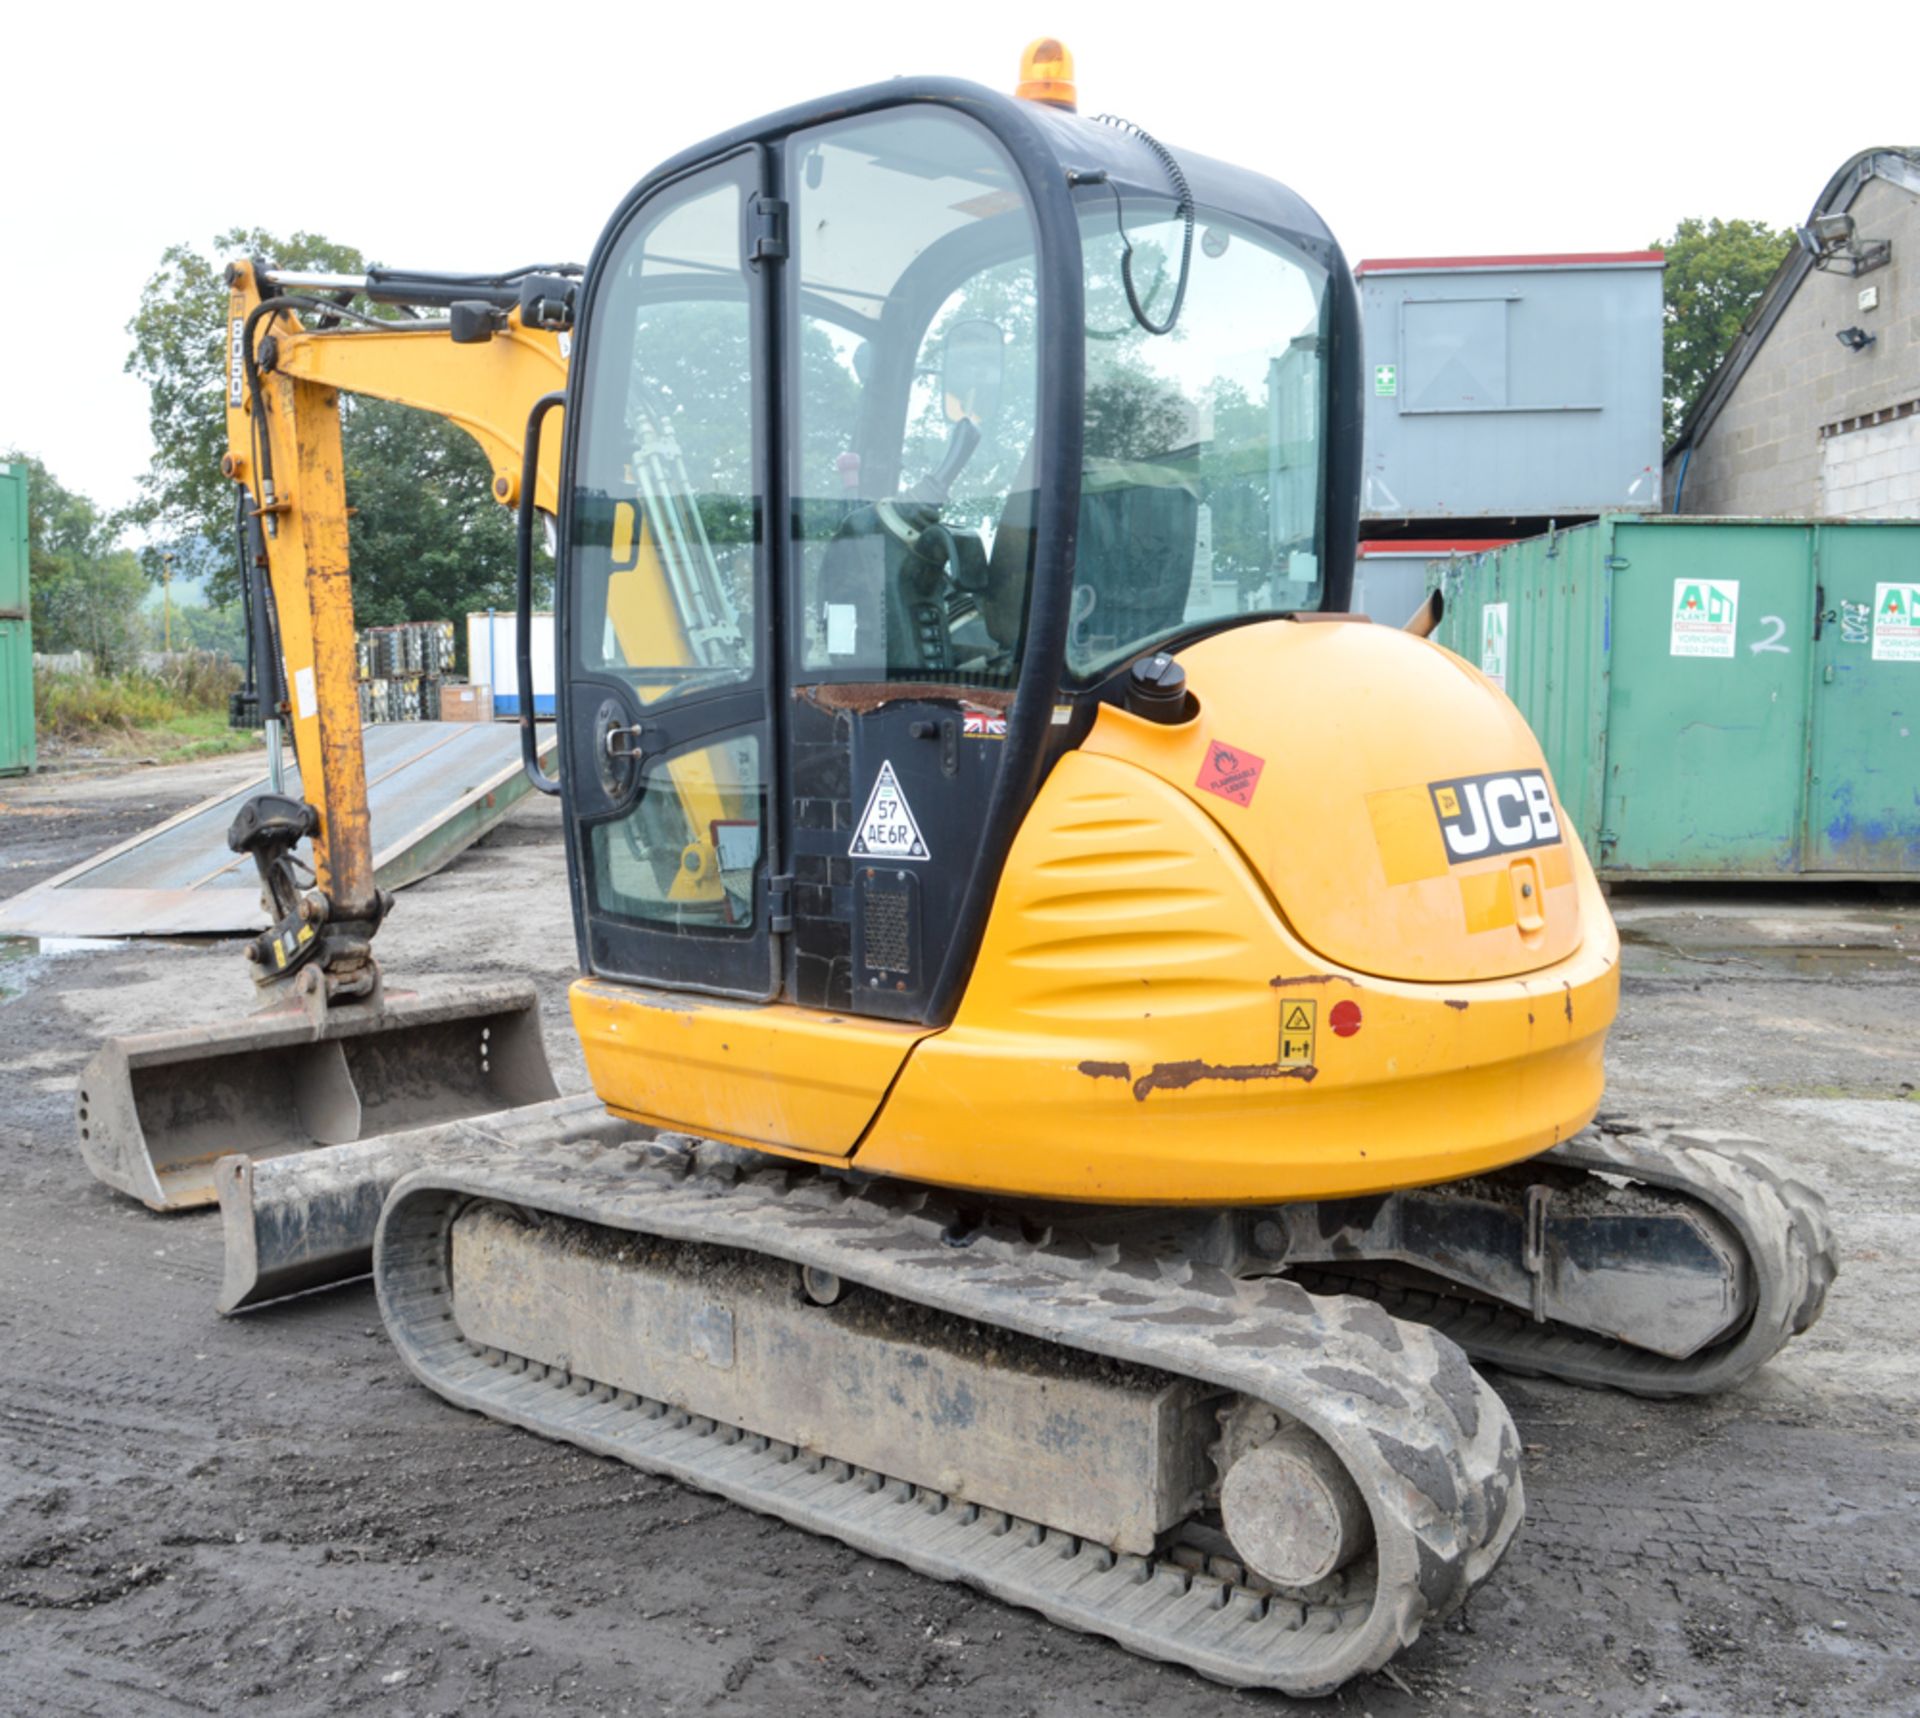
979;453;1201;664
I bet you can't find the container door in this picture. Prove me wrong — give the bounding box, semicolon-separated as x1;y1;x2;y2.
1602;522;1813;876
0;472;30;777
0;468;26;614
1806;525;1920;873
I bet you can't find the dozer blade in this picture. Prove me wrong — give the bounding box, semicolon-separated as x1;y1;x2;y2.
76;978;559;1212
215;1092;632;1314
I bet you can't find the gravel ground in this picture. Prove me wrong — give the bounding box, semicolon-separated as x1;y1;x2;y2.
1;754;1916;1717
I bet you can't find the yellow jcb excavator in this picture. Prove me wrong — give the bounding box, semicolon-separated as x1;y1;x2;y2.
77;44;1834;1695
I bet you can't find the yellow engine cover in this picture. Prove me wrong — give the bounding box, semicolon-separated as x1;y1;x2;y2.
854;620;1618;1204
1090;621;1585;983
576;619;1619;1206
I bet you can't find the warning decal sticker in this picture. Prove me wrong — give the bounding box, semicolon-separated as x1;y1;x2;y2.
1872;581;1920;662
1670;577;1739;658
1196;740;1266;808
1480;601;1509;690
1278;999;1317;1065
849;760;929;861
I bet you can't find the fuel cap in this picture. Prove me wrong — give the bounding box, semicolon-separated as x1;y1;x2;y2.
1126;651;1189;724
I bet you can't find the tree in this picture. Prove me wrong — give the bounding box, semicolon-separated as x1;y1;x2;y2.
2;451;149;671
124;228;364;585
1652;217;1795;442
340;398;520;628
125;230;527;630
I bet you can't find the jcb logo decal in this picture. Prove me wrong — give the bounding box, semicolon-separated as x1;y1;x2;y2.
1431;770;1561;862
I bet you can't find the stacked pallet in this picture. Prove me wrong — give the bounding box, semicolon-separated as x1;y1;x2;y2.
356;621;458;724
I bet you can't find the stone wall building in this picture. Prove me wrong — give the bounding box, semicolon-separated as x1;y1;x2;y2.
1666;149;1920;517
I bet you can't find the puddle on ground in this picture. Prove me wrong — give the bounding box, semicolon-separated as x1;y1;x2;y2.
0;933;239;999
1617;926;1920;980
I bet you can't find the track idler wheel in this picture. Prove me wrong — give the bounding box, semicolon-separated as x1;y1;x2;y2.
1221;1422;1374;1589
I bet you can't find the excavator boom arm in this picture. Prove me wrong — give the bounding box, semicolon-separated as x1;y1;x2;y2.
220;258;568;977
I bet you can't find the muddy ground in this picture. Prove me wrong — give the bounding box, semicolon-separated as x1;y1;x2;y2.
1;753;1916;1717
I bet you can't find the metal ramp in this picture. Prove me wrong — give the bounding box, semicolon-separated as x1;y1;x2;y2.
0;722;552;938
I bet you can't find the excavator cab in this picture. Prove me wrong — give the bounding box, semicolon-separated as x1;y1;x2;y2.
546;79;1613;1193
548;85;1414;1156
556;89;1351;1023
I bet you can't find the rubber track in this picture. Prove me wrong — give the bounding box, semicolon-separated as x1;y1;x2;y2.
1298;1124;1838;1399
374;1136;1524;1695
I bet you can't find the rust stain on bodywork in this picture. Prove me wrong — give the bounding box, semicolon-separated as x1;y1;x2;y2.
800;682;1015;716
1268;974;1356;988
1132;1060;1318;1101
1443;999;1470;1011
1077;1060;1132;1082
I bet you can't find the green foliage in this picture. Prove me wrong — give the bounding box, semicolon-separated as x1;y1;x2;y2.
338;397;521;630
1651;217;1796;443
1;450;150;671
35;652;239;733
149;648;244;709
35;652;243;761
124;229;532;625
124;229;365;589
35;669;182;735
165;600;248;657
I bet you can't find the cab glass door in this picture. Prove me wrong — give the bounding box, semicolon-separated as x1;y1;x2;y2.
564;151;777;997
782;109;1043;1020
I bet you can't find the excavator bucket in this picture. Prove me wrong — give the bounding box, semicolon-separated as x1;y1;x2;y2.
214;1091;634;1313
76;978;559;1212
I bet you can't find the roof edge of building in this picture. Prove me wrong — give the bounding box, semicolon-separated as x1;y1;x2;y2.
1355;251;1663;276
1665;146;1920;467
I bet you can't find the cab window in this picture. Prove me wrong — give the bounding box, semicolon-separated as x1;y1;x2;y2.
787;110;1041;690
1069;201;1330;678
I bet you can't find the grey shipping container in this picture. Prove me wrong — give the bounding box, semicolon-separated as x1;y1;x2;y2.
1428;514;1920;879
0;463;32;777
1353;536;1514;625
1359;253;1665;526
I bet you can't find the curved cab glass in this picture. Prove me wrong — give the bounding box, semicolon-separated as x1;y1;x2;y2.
786;110;1042;692
1069;200;1331;679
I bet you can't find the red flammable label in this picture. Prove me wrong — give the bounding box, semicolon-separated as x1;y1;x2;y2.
1195;739;1265;809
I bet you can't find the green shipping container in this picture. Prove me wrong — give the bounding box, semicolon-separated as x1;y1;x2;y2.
0;463;32;777
1428;515;1920;879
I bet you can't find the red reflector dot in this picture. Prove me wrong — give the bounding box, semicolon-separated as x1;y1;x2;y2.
1330;1000;1363;1037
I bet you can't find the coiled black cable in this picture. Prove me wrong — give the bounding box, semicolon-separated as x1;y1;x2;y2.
1091;114;1195;336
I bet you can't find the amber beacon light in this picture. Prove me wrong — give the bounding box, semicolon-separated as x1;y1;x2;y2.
1016;37;1077;108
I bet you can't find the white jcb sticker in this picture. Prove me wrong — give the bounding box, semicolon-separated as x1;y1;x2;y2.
849;760;928;861
825;602;858;656
294;666;317;721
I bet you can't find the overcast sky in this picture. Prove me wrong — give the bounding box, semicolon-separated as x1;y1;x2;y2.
2;1;1905;523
